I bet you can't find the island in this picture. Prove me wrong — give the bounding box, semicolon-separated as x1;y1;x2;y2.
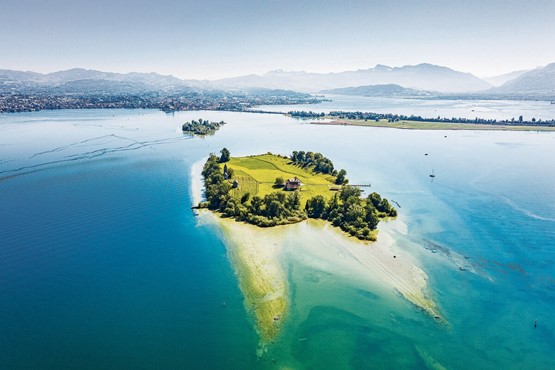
194;149;446;345
199;149;397;241
181;118;226;135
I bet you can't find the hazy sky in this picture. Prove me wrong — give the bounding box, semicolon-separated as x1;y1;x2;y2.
1;0;554;79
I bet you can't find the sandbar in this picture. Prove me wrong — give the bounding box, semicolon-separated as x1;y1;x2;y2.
207;213;288;342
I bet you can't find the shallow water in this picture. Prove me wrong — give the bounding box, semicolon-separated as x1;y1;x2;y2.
1;107;554;368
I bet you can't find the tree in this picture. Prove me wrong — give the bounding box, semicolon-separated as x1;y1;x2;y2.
287;191;301;211
240;192;250;204
339;185;361;202
249;196;263;215
364;204;379;229
345;203;366;223
267;200;285;219
219;148;230;163
368;192;382;208
274;176;285;187
306;195;327;218
227;167;235;178
335;169;347;185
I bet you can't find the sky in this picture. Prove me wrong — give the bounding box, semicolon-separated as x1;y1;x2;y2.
1;0;555;80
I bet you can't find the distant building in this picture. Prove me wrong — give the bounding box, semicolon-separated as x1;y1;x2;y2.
232;179;239;188
285;177;302;191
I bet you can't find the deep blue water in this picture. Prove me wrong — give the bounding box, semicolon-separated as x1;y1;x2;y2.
0;110;258;369
1;107;555;368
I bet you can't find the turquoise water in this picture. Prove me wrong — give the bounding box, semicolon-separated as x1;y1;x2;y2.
1;107;554;368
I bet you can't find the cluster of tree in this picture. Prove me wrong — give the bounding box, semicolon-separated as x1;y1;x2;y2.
288;110;555;126
288;111;326;118
238;192;306;227
182;119;226;135
201;154;233;210
290;151;336;175
290;150;348;184
305;187;397;241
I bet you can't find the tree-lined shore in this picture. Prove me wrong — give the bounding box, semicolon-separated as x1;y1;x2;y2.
289;110;555;128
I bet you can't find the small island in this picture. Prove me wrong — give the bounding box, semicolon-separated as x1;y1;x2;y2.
195;149;441;344
199;149;397;241
182;118;226;135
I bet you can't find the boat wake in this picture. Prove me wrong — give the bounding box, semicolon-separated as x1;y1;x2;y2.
0;135;192;181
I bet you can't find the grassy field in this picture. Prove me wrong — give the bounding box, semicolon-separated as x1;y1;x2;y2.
224;154;338;205
311;118;555;131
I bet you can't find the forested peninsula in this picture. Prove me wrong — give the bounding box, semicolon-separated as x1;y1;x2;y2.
199;149;397;241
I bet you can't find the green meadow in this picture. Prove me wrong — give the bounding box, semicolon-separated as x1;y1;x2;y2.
224;154;338;205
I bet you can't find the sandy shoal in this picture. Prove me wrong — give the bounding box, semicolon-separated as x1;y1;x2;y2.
207;213;289;343
201;213;442;343
298;219;442;320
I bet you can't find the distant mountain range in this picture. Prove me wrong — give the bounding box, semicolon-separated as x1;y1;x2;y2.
211;64;492;93
1;63;554;99
316;64;555;99
0;68;195;94
321;84;431;97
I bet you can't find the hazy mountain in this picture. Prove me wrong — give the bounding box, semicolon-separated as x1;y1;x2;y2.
12;64;552;97
320;84;430;97
0;68;192;93
211;64;492;93
0;68;317;104
484;70;530;87
52;79;151;95
0;69;44;81
491;63;555;97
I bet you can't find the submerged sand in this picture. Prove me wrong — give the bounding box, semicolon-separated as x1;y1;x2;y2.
200;213;442;344
213;214;288;342
283;219;442;321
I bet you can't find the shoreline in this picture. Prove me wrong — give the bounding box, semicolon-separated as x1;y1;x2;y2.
190;159;206;206
310;119;555;132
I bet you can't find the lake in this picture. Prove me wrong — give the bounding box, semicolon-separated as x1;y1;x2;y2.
1;101;554;369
